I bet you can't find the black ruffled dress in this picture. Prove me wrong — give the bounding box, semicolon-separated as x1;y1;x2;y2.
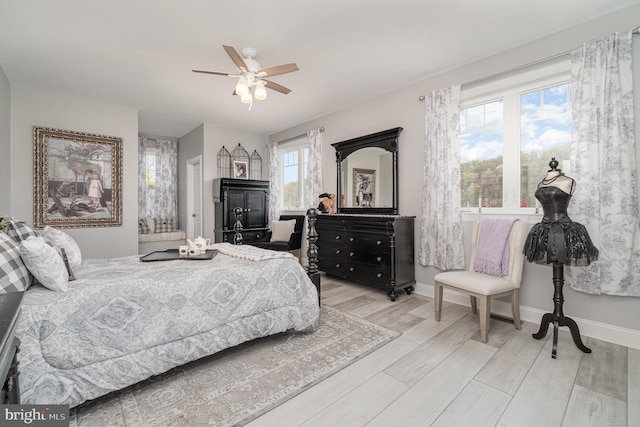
523;186;598;266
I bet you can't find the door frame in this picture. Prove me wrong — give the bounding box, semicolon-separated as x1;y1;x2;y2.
185;155;203;240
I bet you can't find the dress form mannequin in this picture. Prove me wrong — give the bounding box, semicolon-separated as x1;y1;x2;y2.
523;158;599;358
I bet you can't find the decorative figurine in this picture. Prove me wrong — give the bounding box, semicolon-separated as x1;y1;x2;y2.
317;193;336;214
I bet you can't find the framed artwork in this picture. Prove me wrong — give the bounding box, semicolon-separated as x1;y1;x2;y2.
352;168;376;207
233;160;248;179
33;126;123;228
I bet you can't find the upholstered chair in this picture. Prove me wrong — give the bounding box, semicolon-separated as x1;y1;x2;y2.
433;219;528;343
249;215;305;261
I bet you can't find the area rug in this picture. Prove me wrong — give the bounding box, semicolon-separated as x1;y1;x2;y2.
69;305;400;426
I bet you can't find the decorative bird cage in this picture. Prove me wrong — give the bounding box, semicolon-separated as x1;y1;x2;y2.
230;143;250;179
249;150;262;180
217;146;232;178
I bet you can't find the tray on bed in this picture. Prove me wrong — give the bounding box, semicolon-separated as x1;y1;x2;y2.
139;249;218;262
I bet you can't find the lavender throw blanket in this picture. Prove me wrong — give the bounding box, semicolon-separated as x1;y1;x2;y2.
474;218;517;277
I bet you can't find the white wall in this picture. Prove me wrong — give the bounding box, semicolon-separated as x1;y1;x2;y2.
270;5;640;334
0;66;10;214
10;85;139;258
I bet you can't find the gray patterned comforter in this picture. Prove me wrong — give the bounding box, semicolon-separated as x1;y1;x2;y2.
16;249;319;408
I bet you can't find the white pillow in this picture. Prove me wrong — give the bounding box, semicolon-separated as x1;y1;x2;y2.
19;236;69;292
41;226;82;270
270;219;296;242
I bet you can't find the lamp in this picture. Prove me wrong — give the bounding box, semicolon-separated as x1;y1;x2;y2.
235;77;250;96
240;92;252;104
254;81;267;100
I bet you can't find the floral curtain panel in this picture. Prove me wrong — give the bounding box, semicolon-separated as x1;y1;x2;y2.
568;31;639;296
305;128;324;209
419;85;466;270
267;141;281;224
138;137;178;224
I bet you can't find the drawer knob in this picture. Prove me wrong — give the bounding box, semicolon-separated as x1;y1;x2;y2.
376;256;382;262
349;252;355;257
335;249;341;254
349;237;355;242
335;263;341;268
376;240;382;245
376;273;383;278
349;267;355;272
335;236;341;240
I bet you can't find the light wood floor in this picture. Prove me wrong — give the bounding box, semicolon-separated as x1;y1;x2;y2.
248;275;638;427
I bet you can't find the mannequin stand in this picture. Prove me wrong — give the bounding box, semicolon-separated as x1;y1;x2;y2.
532;262;592;359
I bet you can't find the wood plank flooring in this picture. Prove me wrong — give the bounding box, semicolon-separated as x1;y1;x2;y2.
247;275;636;427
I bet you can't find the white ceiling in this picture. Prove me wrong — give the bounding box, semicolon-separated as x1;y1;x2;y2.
0;0;636;138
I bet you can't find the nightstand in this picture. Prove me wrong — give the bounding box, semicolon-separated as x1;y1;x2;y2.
0;291;23;404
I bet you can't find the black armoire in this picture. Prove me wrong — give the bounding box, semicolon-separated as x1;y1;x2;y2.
213;178;269;243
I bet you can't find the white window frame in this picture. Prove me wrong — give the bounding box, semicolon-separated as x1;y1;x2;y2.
279;136;309;211
460;59;571;220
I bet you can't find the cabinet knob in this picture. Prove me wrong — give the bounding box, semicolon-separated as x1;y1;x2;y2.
335;249;341;254
349;252;355;257
335;236;341;240
349;267;355;272
335;263;341;268
349;237;355;242
376;256;382;262
376;240;382;245
376;273;383;278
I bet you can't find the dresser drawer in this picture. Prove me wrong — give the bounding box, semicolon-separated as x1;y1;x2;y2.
319;259;389;286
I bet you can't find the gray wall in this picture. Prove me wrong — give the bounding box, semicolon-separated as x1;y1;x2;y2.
0;66;10;214
178;124;267;243
269;5;640;332
9;85;139;258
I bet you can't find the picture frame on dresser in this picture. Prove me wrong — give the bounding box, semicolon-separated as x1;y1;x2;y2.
33;126;123;228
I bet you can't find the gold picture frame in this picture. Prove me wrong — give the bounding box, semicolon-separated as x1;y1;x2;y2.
33;126;123;228
352;168;376;207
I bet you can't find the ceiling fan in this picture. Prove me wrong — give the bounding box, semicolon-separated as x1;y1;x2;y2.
193;45;299;108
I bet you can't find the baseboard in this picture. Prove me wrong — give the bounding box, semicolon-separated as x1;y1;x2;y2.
414;281;640;350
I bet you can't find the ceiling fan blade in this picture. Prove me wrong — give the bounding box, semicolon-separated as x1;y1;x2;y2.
192;69;234;76
258;63;299;77
263;79;291;94
223;45;249;72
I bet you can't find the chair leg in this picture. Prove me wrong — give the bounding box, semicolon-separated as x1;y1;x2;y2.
470;296;478;315
511;289;522;330
434;282;443;322
479;295;490;343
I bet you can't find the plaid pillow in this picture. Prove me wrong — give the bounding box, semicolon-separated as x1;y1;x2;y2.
154;218;176;233
0;232;32;293
6;220;39;244
138;219;150;234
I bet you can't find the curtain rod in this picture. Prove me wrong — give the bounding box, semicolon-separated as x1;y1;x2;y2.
271;127;324;145
418;26;640;101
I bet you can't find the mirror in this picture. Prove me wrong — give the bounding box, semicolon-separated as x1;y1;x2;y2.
333;127;402;215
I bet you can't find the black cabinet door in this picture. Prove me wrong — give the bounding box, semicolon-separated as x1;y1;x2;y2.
245;190;267;229
226;190;247;228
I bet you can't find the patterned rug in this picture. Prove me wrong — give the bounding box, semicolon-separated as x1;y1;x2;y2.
69;305;400;426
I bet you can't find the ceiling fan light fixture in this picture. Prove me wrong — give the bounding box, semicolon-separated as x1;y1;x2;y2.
254;81;267;100
235;78;250;96
240;92;253;104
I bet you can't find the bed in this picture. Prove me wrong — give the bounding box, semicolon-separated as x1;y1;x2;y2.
4;228;319;408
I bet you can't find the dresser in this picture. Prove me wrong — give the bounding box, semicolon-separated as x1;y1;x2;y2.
0;291;23;404
315;214;415;301
213;178;269;244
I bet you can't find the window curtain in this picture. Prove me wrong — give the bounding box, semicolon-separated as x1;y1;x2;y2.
267;141;281;223
419;85;466;270
138;137;178;224
568;31;639;296
305;128;323;209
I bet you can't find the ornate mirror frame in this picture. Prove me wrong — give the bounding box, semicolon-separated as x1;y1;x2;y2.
333;127;402;215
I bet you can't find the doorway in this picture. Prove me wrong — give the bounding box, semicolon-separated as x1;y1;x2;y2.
186;156;203;240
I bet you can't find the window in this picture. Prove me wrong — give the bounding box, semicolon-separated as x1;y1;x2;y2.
460;61;572;213
145;147;157;186
280;137;309;210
